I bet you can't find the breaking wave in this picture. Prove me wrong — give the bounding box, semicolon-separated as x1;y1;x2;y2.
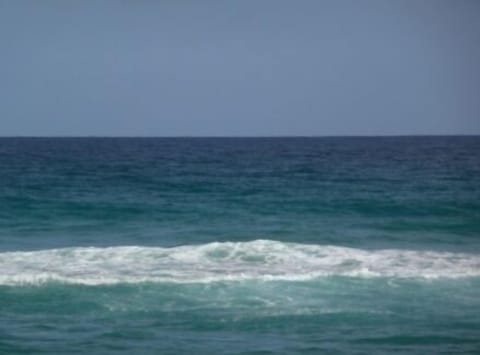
1;240;479;285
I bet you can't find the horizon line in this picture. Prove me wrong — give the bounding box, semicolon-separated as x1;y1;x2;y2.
0;134;479;139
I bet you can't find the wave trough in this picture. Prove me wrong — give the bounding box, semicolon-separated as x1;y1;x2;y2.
1;240;479;285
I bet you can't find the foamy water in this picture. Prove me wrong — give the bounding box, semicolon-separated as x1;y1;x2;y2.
2;240;479;285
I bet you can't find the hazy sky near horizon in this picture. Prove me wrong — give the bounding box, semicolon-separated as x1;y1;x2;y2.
1;0;479;136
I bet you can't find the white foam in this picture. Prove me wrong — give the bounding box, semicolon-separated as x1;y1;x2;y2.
0;240;479;285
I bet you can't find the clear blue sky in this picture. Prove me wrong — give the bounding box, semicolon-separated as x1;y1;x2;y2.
1;0;479;136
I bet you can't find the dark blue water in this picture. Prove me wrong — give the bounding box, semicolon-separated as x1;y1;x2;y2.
1;137;479;354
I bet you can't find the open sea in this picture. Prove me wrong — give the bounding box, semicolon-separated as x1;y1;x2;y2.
0;136;479;354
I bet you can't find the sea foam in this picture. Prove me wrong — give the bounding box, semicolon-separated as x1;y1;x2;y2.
1;240;479;285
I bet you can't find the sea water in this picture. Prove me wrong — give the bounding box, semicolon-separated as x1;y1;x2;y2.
0;137;479;354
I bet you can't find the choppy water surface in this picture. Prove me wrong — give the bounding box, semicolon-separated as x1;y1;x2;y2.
0;137;479;354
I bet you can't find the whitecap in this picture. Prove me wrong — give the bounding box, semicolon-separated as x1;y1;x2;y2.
0;240;479;285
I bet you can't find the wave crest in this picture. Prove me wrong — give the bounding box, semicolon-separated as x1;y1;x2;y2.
1;240;479;285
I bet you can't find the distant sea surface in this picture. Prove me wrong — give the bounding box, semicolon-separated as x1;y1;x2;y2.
1;137;479;354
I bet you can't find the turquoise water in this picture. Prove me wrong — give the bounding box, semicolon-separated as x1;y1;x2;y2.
0;137;479;354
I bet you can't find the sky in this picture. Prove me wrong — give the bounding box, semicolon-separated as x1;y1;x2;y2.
1;0;479;136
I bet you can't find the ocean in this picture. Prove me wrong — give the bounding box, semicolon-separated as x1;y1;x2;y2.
0;136;479;354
